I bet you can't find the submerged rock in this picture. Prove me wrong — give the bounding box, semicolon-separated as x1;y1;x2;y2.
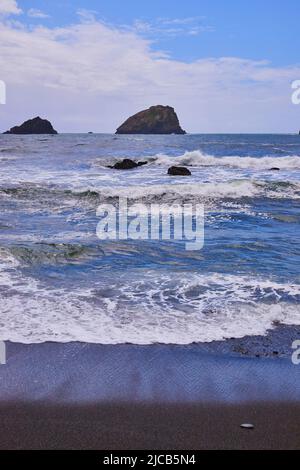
116;105;186;135
4;116;57;135
168;166;191;176
110;158;147;170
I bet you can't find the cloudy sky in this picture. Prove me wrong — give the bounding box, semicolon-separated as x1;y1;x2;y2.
0;0;299;133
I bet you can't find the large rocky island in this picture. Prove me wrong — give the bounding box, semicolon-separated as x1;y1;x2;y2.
116;105;186;135
4;116;58;135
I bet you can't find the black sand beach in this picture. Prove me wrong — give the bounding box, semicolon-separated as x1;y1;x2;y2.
1;0;300;453
1;401;300;450
0;335;300;449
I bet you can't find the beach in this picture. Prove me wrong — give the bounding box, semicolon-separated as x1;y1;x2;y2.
0;133;299;449
1;0;300;452
0;334;299;449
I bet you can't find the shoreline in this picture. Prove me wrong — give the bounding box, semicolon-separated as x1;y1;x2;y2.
2;337;300;404
0;337;300;449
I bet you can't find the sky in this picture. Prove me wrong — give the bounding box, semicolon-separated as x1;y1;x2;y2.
0;0;300;133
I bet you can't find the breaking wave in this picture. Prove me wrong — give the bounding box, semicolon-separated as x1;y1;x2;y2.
94;150;300;170
1;243;103;266
151;151;300;170
0;254;299;344
1;179;300;206
86;180;300;203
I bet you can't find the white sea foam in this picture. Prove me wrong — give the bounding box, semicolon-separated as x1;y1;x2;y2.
150;150;300;170
93;179;300;202
0;136;299;345
0;257;299;344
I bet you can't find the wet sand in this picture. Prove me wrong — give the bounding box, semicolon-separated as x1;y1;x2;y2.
1;401;300;449
0;341;299;449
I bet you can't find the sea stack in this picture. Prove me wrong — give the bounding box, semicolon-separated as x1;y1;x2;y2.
4;116;58;135
116;105;186;135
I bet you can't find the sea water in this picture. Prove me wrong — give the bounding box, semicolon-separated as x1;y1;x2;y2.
0;133;299;344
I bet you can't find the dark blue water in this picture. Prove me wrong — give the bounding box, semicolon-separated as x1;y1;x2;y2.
0;134;299;344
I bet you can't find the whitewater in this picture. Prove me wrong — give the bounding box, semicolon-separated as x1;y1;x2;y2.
0;133;299;344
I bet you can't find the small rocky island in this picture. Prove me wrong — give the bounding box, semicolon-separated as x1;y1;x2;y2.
116;105;186;135
4;116;58;135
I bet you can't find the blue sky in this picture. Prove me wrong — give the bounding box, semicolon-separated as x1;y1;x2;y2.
17;0;300;66
0;0;300;132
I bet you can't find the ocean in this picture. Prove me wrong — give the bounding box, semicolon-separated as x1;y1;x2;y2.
0;133;299;344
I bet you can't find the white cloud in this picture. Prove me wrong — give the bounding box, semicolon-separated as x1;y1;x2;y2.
0;0;21;15
130;16;213;38
0;13;299;133
160;17;203;25
27;8;50;19
76;9;98;23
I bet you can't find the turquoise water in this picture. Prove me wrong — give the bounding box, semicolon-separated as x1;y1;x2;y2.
0;133;299;344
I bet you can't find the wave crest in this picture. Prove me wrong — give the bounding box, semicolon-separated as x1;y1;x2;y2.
152;150;300;170
0;266;299;344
